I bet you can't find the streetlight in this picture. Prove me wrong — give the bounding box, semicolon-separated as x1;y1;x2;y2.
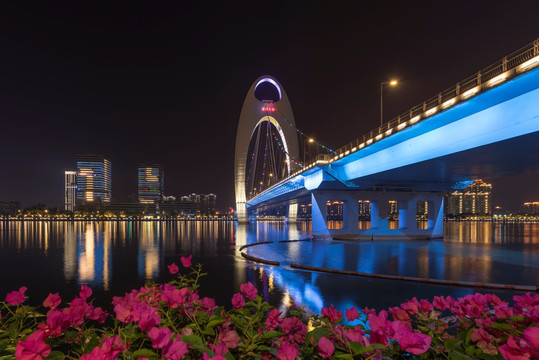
380;80;398;126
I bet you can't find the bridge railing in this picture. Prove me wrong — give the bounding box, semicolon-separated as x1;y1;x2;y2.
326;38;539;163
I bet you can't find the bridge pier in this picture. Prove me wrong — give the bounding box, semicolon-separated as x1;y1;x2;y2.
286;203;298;223
310;190;444;240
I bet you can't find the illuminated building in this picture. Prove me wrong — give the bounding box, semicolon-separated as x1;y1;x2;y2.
358;200;371;219
326;200;343;220
522;202;539;215
138;164;164;204
65;170;77;212
446;180;492;216
178;193;217;215
76;154;111;205
0;201;20;215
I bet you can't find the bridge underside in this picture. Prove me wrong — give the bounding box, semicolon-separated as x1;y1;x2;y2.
348;130;539;191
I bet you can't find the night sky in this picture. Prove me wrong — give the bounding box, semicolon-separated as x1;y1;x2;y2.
1;2;538;211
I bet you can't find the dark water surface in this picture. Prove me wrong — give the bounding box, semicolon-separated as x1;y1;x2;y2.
0;220;537;316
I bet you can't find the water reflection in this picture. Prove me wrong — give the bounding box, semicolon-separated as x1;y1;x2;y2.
0;220;538;316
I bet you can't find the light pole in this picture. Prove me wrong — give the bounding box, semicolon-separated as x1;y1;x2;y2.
380;80;398;126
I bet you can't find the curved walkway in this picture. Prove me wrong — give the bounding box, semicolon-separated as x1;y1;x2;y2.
239;238;538;292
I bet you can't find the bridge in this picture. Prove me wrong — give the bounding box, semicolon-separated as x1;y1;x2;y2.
234;39;539;239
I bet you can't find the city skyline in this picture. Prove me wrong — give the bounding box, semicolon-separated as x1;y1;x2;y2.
1;3;539;211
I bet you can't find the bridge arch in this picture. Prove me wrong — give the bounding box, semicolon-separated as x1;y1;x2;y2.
234;76;300;223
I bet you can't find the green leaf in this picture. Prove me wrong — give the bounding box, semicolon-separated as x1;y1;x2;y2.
131;349;158;360
306;327;331;345
465;345;476;356
207;318;226;328
181;335;204;347
449;350;474;360
444;338;462;352
334;354;353;360
0;341;7;353
508;316;525;322
45;351;65;360
348;341;365;353
261;331;284;340
353;344;386;355
256;345;272;352
489;323;514;331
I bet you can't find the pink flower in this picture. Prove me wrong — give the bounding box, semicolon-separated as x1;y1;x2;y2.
219;329;240;349
203;354;226;360
240;282;257;300
39;309;69;338
15;330;51;360
419;299;433;313
163;338;189;360
401;297;420;315
132;303;161;331
6;286;27;305
399;331;432;355
318;337;335;358
79;285;92;300
278;342;299;360
148;327;173;349
279;316;307;344
392;320;431;355
231;293;245;309
345;307;360;322
168;263;179;275
265;308;281;331
209;342;228;356
180;255;192;268
321;304;342;324
43;293;61;309
389;307;411;322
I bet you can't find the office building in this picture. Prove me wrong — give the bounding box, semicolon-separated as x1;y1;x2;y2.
76;154;112;204
138;164;164;204
64;170;77;211
179;193;217;215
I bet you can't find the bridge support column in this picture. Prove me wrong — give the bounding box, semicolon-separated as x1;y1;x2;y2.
287;204;298;223
311;191;330;236
397;200;410;229
342;195;359;232
370;197;390;231
236;202;248;224
427;196;444;236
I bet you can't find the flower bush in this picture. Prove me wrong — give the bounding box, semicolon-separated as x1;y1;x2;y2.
0;256;538;359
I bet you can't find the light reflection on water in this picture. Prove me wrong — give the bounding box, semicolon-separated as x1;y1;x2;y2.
0;220;537;316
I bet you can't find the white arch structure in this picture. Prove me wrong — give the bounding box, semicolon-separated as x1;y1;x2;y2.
234;76;300;223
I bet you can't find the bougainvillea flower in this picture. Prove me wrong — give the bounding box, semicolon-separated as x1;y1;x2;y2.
219;329;240;349
240;282;257;300
265;308;282;331
79;285;92;300
43;293;61;309
180;255;192;268
168;263;179;275
15;330;51;360
345;306;360;322
148;326;173;349
163;338;189;360
321;304;342;324
6;286;27;305
318;337;335;358
231;293;245;309
278;342;299;360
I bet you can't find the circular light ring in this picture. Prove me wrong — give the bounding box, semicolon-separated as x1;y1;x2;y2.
254;78;282;101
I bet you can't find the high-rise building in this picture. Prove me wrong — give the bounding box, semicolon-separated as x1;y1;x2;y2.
64;170;77;211
138;164;164;204
446;180;492;216
76;154;112;204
